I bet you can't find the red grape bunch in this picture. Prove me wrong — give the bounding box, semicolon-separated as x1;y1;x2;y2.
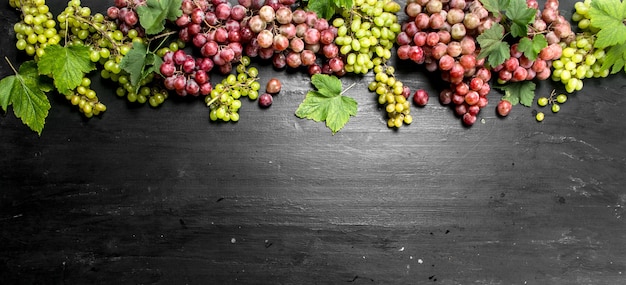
397;0;493;126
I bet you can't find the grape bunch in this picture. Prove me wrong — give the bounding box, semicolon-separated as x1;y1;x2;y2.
551;33;608;93
242;4;343;76
492;0;571;85
550;0;609;93
161;49;214;97
10;0;60;58
205;56;261;122
368;65;413;128
64;77;107;118
397;0;494;125
335;0;402;75
105;0;146;36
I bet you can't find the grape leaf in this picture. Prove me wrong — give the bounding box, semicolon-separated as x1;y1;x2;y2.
505;0;536;37
477;23;510;67
517;35;547;60
136;0;183;35
37;44;95;95
306;0;336;19
481;0;510;18
295;74;357;134
120;42;162;94
589;0;626;48
0;60;51;135
602;44;626;73
495;81;536;107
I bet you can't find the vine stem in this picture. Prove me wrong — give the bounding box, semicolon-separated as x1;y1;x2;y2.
341;82;358;96
69;14;121;51
206;95;220;106
149;31;178;43
5;57;19;75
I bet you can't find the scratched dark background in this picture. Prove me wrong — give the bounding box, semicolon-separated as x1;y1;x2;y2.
1;0;625;284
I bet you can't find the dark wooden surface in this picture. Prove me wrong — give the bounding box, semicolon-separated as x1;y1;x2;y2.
1;0;626;284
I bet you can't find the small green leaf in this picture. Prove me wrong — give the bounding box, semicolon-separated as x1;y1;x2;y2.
311;73;342;95
602;44;626;74
337;0;353;9
477;23;510;67
307;0;336;20
481;0;510;17
589;0;626;48
120;42;163;94
37;44;95;95
0;60;51;135
295;74;358;134
506;0;536;37
137;0;183;35
120;42;149;89
495;81;536;107
517;35;547;61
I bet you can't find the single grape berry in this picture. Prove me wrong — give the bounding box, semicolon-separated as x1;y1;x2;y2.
551;103;560;113
497;100;512;117
537;97;549;107
412;89;429;106
259;93;273;108
266;78;282;94
556;94;567;104
536;112;545;122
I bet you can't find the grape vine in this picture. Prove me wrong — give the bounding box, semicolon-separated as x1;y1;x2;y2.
1;0;625;135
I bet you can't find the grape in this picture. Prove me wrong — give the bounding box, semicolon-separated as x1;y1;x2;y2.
258;93;273;107
536;112;545;122
266;78;282;94
413;89;429;106
497;100;512;117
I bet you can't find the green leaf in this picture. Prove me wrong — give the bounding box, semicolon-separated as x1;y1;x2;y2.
136;0;183;35
481;0;509;17
0;60;51;135
589;0;626;48
295;74;358;134
505;0;536;37
495;81;536;107
120;42;163;94
517;35;547;61
306;0;336;19
477;23;510;67
37;44;95;95
311;72;342;96
602;44;626;74
336;0;353;9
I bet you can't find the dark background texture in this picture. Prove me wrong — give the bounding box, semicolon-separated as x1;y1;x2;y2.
1;0;625;284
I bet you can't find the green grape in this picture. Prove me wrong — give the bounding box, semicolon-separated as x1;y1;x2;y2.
556;94;568;104
537;97;549;107
536;112;545;122
551;104;560;113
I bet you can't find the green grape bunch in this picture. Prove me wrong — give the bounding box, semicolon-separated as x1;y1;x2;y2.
10;0;60;59
206;57;261;122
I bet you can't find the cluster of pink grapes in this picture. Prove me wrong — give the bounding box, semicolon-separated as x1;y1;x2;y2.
161;49;214;96
106;0;145;36
170;0;342;77
397;0;494;126
397;0;574;125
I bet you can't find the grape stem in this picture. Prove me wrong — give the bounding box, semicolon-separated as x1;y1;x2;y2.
4;57;19;75
68;14;121;51
341;82;357;95
206;96;220;107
